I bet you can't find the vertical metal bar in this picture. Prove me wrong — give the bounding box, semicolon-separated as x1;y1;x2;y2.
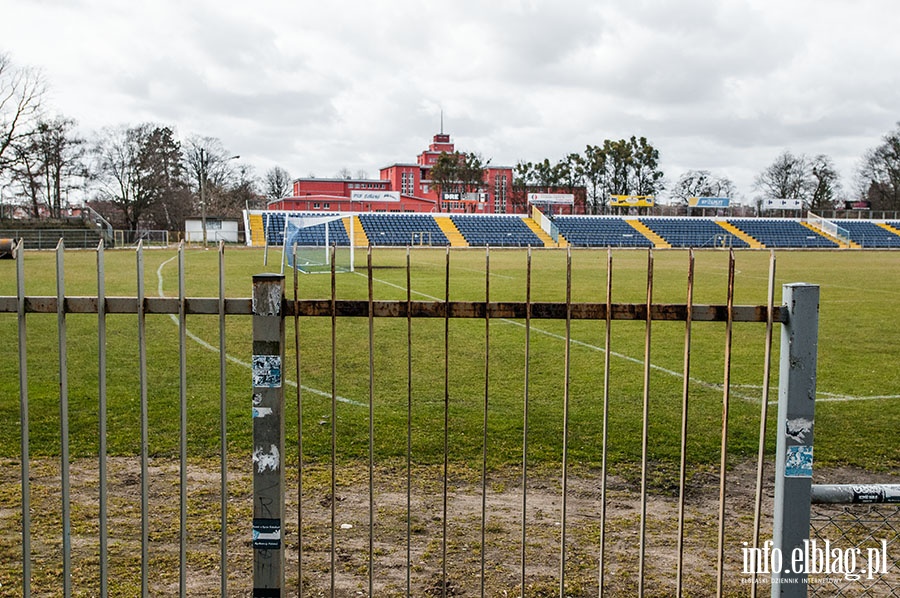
263;213;270;265
771;283;819;597
367;246;375;598
637;249;653;597
330;247;337;598
676;250;695;598
480;247;490;598
252;273;286;595
716;250;736;598
137;241;149;598
599;248;613;598
559;247;572;598
218;240;228;598
97;241;109;597
292;243;304;596
442;246;450;598
56;239;72;598
751;251;776;598
405;247;412;598
520;248;532;598
178;241;188;598
17;239;31;598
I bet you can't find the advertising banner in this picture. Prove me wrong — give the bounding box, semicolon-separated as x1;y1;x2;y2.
610;195;655;207
528;193;575;205
688;196;731;208
351;191;401;202
764;198;803;210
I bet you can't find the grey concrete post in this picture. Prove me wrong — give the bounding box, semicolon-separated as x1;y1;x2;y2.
771;283;819;597
252;274;286;597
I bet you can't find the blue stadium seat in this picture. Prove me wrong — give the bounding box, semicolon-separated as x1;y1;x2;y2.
359;214;449;246
640;217;749;248
553;216;653;247
450;215;542;247
834;220;900;248
727;219;838;248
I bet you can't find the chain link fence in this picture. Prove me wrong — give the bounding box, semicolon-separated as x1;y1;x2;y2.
809;504;899;596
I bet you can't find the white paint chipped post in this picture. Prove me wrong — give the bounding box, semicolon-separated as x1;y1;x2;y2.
771;283;819;597
252;274;285;597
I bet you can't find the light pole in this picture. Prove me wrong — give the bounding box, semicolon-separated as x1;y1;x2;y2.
200;151;240;245
0;182;10;220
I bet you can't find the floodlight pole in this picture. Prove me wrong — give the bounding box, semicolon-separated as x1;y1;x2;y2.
200;149;207;246
200;151;240;246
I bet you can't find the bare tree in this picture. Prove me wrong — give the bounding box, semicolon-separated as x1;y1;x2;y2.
263;165;292;201
808;154;841;212
670;170;736;206
857;122;900;210
183;136;240;227
32;117;87;217
754;150;811;204
0;53;45;173
92;124;184;235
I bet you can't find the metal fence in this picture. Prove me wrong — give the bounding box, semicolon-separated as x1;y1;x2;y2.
1;239;890;596
809;504;900;597
0;228;105;249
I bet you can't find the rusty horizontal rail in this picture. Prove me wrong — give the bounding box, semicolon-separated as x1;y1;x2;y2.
0;296;783;322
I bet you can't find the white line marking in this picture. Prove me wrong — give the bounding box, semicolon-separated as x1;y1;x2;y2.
358;271;899;405
157;256;367;408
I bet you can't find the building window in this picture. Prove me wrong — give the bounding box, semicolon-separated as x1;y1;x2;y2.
494;174;508;214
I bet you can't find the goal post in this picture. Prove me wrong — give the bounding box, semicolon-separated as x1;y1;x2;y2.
281;214;355;274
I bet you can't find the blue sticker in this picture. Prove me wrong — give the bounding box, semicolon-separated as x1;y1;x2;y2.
785;445;813;478
252;355;281;388
252;518;282;549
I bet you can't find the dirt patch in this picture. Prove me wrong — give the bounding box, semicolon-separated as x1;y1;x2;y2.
0;457;896;596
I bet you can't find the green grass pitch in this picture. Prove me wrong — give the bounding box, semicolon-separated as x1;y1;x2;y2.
0;247;898;472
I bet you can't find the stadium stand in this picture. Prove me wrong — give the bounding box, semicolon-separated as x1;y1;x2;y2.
832;220;900;248
450;215;543;247
727;219;839;248
247;211;900;250
359;213;449;246
553;216;654;247
640;217;750;248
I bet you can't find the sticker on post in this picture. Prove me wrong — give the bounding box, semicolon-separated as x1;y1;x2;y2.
253;406;273;418
252;518;282;549
253;444;280;473
785;417;813;443
252;355;281;388
785;445;813;478
252;284;282;316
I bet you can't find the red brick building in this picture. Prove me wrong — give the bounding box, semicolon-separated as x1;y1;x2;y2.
271;132;520;214
269;131;585;214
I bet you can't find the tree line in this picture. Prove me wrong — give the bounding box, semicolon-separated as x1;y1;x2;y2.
511;134;900;215
0;52;293;232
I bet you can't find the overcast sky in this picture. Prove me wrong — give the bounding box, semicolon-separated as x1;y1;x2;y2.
2;0;899;203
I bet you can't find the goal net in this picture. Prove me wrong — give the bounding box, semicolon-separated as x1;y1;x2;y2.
281;214;355;274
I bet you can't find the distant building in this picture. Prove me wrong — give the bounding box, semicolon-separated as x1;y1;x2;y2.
268;131;584;215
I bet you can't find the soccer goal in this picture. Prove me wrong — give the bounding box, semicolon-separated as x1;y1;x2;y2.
280;214;355;274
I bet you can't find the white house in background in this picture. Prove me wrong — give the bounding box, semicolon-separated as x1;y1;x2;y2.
184;217;241;243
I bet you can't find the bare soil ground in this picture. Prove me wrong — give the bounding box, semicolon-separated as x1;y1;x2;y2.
0;457;896;597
